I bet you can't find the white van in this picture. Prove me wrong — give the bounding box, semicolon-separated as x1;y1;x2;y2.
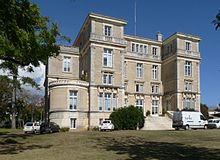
172;111;208;130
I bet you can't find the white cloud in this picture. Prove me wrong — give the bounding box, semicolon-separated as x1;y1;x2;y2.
0;62;45;95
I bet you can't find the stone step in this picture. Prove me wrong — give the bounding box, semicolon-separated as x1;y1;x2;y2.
141;116;174;130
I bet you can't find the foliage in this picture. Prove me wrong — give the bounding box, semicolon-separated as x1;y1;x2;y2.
110;105;145;130
213;9;220;30
0;0;69;70
60;127;70;132
146;110;151;117
0;76;13;121
200;103;209;119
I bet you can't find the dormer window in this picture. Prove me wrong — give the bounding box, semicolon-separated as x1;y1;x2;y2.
104;25;112;36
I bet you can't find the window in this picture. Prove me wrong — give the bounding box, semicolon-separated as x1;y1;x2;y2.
152;47;157;57
136;44;139;52
184;61;192;76
103;73;113;85
112;94;117;110
124;98;128;107
143;45;147;54
184;82;192;92
99;93;103;111
70;118;76;129
140;45;143;53
186;42;191;51
69;91;77;110
131;43;135;52
136;99;144;109
136;83;144;93
152;65;158;80
103;48;112;67
152;85;159;94
183;98;195;109
63;56;71;72
152;100;159;115
136;63;143;78
104;25;112;36
104;93;112;111
100;92;118;111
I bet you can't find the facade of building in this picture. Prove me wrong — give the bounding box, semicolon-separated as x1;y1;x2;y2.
45;13;201;130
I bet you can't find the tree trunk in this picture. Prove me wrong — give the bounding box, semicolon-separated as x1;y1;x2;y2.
11;75;17;129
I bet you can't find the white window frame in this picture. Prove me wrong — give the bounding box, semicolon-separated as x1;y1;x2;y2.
104;25;112;36
70;118;77;129
136;99;144;109
184;61;192;76
185;41;191;51
103;73;113;85
131;43;135;52
183;98;195;109
152;65;158;80
184;81;192;92
152;100;159;115
136;63;143;78
152;84;159;94
143;45;147;54
99;93;103;111
69;91;77;110
104;93;111;111
152;47;158;57
136;83;144;93
63;56;71;72
103;48;112;67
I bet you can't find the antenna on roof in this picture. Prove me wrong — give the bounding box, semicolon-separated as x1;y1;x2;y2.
134;0;137;36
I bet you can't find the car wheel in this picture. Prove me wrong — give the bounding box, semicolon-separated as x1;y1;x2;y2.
185;125;190;130
175;128;179;131
204;125;208;130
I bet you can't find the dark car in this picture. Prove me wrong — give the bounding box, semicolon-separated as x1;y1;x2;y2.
40;122;60;133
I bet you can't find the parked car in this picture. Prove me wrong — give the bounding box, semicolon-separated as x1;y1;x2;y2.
207;119;220;129
23;122;40;134
172;111;208;130
99;120;114;131
40;122;60;133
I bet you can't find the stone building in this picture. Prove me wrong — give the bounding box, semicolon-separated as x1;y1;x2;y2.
45;13;201;130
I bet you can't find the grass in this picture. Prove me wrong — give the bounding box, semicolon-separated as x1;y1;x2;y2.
0;129;220;160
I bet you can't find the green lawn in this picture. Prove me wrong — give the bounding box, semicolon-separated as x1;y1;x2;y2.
0;129;220;160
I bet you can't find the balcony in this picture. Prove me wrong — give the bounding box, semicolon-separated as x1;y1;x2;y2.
177;49;201;59
49;79;89;88
90;33;127;46
125;50;161;61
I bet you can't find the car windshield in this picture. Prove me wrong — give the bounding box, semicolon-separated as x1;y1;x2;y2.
103;121;110;124
25;122;33;126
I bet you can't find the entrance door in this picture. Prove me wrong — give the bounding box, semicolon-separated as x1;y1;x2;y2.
152;100;159;116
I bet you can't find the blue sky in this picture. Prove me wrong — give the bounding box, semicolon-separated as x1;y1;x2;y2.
32;0;220;107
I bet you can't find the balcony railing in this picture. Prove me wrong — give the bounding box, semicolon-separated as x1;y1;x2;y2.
177;49;200;58
90;33;127;45
49;79;89;87
125;50;161;61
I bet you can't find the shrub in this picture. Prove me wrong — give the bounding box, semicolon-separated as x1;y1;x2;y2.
146;110;151;117
110;105;145;130
60;127;70;132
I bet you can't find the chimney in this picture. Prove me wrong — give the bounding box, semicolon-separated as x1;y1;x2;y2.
156;32;163;42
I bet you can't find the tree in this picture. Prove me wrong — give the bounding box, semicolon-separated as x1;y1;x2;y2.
200;103;209;119
110;105;145;130
213;10;220;30
0;0;69;128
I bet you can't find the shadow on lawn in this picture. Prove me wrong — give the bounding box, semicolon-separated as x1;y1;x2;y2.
95;136;220;160
0;133;52;155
